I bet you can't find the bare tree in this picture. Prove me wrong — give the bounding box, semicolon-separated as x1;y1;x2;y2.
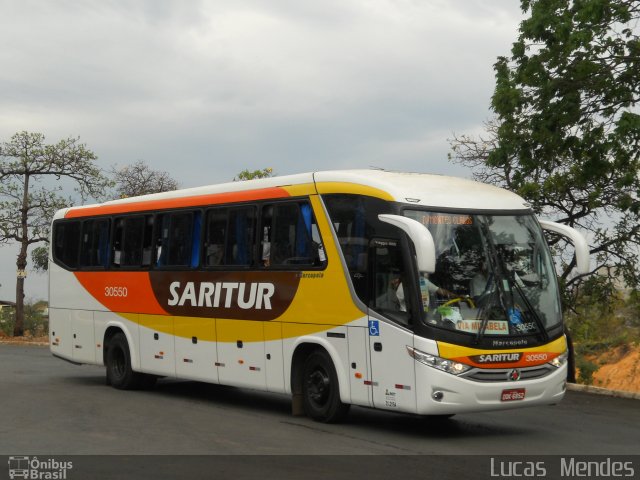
112;160;179;198
0;131;111;336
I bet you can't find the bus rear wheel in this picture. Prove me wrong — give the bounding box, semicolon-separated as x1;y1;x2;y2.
106;332;156;390
302;350;349;423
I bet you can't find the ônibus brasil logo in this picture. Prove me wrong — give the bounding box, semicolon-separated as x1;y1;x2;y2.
7;456;73;479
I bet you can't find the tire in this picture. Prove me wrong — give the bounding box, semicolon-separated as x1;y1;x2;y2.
106;332;154;390
565;327;576;383
302;349;350;423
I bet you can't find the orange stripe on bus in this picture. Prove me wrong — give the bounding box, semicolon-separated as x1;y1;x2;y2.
74;271;169;315
65;187;291;218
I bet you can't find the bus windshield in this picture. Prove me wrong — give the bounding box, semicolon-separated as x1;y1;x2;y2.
404;211;561;339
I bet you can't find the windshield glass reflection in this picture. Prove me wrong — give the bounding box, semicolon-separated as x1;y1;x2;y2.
403;211;561;338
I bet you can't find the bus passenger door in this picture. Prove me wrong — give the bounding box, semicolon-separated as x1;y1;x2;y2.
367;238;417;413
368;318;416;413
348;326;372;407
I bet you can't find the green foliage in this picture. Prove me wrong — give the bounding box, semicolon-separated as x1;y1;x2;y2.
31;245;49;273
233;168;274;181
566;278;640;359
450;0;640;298
0;302;48;337
575;355;599;385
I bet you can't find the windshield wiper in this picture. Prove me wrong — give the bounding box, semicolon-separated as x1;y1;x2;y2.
475;218;511;343
508;272;549;342
476;217;549;343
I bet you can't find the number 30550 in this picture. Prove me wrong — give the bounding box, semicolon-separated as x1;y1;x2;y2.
105;286;128;297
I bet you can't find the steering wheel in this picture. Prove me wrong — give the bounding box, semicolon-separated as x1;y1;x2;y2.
442;296;476;309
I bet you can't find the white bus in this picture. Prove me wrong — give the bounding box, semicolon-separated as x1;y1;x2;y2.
49;169;589;422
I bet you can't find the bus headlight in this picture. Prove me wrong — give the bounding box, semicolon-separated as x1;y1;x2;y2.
549;350;569;368
406;346;472;375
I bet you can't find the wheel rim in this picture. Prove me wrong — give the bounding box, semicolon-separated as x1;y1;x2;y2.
307;366;331;407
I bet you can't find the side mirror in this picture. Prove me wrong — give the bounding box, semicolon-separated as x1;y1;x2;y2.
378;214;436;273
539;220;590;274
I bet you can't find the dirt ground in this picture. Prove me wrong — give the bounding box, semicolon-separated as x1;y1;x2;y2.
2;334;639;394
589;344;640;393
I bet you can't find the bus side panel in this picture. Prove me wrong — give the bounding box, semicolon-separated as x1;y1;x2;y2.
49;263;106;312
139;315;176;377
174;316;218;383
49;308;73;361
348;326;372;407
264;322;285;393
217;319;266;389
70;309;96;364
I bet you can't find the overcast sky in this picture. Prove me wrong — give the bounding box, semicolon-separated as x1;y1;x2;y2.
0;0;523;302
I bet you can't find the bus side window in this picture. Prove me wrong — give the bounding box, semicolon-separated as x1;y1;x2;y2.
204;208;227;266
53;220;81;269
156;212;195;267
111;218;124;267
80;219;110;268
226;207;255;266
121;216;145;267
265;201;323;268
259;205;273;267
141;215;154;267
371;239;411;326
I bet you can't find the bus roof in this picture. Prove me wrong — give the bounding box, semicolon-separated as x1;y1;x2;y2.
313;170;529;211
57;169;529;220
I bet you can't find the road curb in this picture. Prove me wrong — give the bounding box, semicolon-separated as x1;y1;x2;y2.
0;340;49;347
567;382;640;400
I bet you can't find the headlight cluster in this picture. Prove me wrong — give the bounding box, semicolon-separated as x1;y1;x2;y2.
549;350;569;368
406;346;472;375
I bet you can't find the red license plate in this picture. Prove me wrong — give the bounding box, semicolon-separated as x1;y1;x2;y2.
501;388;526;402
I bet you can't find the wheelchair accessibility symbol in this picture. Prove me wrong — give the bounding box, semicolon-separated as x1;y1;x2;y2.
369;320;380;336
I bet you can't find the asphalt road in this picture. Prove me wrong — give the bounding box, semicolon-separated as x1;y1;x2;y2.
1;344;639;479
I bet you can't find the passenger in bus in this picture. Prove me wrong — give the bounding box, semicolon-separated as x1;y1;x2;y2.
206;244;224;266
261;241;271;267
470;261;492;300
378;273;454;313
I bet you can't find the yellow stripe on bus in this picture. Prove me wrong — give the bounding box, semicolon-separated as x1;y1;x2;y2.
315;182;395;201
437;335;567;359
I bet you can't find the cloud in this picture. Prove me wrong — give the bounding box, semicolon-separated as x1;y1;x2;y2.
0;0;523;300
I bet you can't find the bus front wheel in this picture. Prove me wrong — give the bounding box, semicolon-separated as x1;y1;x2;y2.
106;332;155;390
302;350;349;423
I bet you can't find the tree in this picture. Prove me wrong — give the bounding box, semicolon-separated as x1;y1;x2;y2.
449;0;640;305
112;159;179;198
233;168;274;181
0;131;110;336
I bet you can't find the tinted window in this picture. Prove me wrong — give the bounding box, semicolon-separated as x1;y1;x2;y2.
80;219;110;268
323;194;399;304
204;208;227;266
226;207;255;266
157;211;200;267
53;221;81;269
260;201;325;268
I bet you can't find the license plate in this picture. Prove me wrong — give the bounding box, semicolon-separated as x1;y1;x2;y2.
501;388;526;402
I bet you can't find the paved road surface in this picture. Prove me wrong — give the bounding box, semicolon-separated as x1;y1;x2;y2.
1;344;638;479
